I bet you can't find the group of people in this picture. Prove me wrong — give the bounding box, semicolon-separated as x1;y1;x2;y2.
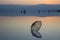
20;10;60;14
20;10;41;14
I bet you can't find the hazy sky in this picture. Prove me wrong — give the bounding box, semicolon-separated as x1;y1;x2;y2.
0;0;60;5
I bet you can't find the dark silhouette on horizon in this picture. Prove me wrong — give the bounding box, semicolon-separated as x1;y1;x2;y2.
0;4;60;16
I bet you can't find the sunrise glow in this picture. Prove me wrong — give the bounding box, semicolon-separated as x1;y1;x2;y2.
0;0;60;5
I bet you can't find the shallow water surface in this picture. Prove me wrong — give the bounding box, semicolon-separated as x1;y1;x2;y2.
0;16;60;40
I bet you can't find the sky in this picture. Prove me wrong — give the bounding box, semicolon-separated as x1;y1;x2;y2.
0;0;60;5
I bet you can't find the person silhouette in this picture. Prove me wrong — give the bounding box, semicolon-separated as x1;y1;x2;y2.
24;10;26;14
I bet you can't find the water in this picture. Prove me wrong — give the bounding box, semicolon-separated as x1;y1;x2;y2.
0;16;60;40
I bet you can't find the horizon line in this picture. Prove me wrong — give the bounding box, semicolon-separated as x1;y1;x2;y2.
0;4;60;5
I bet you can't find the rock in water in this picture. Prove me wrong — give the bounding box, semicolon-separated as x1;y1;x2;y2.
31;21;42;38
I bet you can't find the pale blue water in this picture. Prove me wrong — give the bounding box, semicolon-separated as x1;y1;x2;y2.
0;16;60;40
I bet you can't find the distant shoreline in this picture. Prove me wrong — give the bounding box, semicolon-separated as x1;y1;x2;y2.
0;16;60;17
0;4;60;16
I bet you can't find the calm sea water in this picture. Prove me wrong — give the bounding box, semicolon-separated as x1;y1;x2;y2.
0;16;60;40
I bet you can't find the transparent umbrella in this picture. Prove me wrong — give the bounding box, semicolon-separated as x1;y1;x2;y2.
31;21;42;38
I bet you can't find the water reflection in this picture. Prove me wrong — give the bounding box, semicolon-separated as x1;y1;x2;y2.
0;16;60;40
